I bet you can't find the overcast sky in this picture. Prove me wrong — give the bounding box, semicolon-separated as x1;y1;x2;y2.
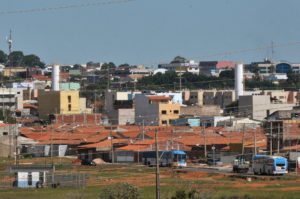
0;0;300;66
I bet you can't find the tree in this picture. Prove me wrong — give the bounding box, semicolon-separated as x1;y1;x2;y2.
219;69;234;79
8;51;24;67
118;63;130;68
99;182;140;199
101;62;116;70
0;109;16;124
287;70;300;87
170;56;186;64
0;50;7;64
23;54;45;68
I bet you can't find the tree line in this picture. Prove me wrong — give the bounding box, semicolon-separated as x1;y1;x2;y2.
0;50;45;68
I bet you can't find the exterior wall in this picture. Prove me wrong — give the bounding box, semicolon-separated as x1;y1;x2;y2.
203;91;216;105
116;92;131;100
0;88;23;112
60;82;80;90
157;93;183;104
60;91;80;115
3;67;27;77
223;91;235;107
189;91;204;105
239;95;295;121
79;98;88;113
135;95;159;126
118;108;135;125
38;90;60;119
181;106;221;116
158;104;180;126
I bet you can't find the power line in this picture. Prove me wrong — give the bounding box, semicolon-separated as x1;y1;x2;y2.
0;0;134;16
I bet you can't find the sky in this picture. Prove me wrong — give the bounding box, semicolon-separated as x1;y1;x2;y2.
0;0;300;66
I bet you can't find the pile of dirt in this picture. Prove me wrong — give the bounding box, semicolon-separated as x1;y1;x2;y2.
92;158;107;165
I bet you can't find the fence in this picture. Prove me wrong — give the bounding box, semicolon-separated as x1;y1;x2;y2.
0;173;86;189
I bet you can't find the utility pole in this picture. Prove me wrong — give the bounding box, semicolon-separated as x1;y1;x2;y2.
15;123;19;165
142;119;145;140
242;124;245;155
8;30;12;54
202;123;207;158
155;129;160;199
254;128;257;155
94;92;97;125
51;123;54;165
179;68;182;91
107;68;110;90
270;122;273;155
277;122;280;154
110;125;114;163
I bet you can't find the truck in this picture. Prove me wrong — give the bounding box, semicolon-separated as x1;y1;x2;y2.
232;154;250;173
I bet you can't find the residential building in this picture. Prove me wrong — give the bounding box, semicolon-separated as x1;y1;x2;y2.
0;88;23;112
158;60;199;74
199;61;234;76
38;90;89;120
183;90;235;108
135;95;180;126
2;67;27;77
105;91;140;125
239;95;295;121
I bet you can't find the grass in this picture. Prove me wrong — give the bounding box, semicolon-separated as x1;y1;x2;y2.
1;157;300;199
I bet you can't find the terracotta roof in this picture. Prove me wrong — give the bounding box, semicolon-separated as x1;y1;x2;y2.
32;75;51;81
23;104;38;109
147;96;172;101
78;139;129;149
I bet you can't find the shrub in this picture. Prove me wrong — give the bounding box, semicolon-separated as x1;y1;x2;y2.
99;182;140;199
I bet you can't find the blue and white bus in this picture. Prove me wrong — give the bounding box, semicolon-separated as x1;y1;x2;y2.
142;150;188;167
252;155;288;175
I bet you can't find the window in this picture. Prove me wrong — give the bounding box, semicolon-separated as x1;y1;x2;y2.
3;132;8;136
68;104;71;111
68;95;71;103
161;110;167;114
162;120;167;124
174;110;179;114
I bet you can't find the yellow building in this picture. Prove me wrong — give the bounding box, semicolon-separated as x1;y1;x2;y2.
3;67;27;77
38;90;81;119
158;103;181;126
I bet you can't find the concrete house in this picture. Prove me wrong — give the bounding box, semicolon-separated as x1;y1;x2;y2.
135;95;180;126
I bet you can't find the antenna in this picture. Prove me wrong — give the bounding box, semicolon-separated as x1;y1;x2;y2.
7;30;12;54
271;40;274;63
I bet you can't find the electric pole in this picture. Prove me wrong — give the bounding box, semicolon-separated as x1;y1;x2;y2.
142;119;145;140
242;124;245;155
202;123;207;158
51;123;54;165
270;122;273;155
110;125;114;163
155;129;160;199
254;128;257;155
277;123;280;154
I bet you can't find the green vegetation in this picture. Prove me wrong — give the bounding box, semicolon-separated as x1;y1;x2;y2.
0;50;45;68
1;158;300;199
99;182;140;199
